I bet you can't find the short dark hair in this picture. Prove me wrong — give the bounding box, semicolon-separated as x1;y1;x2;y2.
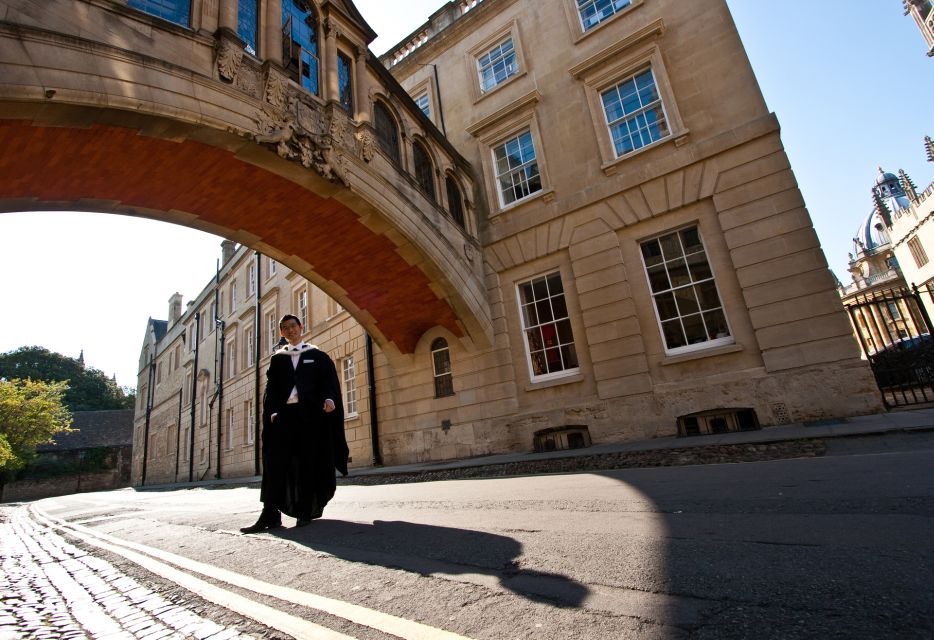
279;314;302;328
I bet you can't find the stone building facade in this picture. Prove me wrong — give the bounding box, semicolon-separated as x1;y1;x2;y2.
133;0;884;484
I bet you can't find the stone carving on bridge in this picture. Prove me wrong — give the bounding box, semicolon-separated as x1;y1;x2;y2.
215;37;244;83
355;129;376;162
252;99;349;186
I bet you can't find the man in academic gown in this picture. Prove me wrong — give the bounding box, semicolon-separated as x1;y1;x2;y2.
241;314;349;533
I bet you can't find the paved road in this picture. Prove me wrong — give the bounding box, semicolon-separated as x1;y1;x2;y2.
3;441;934;639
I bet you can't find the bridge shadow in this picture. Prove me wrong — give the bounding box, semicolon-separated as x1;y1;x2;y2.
268;518;589;608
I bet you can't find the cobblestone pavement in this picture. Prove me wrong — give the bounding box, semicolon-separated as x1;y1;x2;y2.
0;506;260;640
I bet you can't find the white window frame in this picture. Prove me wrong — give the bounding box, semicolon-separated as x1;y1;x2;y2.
515;270;580;382
266;310;279;354
247;263;256;295
225;407;235;450
244;400;254;445
245;326;255;367
268;257;278;277
229;280;237;315
577;0;632;32
493;128;543;208
342;356;358;417
297;288;308;328
227;337;237;379
415;92;430;118
477;36;518;93
601;67;670;158
639;225;733;356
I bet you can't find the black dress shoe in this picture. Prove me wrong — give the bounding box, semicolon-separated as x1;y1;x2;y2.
239;517;282;534
294;518;311;527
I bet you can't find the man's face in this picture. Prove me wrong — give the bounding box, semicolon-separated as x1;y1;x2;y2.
279;319;303;345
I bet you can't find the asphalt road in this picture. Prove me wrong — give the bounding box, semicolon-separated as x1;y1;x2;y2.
21;441;934;639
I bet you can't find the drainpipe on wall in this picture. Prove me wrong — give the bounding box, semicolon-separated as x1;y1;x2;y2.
215;319;225;480
253;251;263;476
213;260;224;480
431;63;447;138
189;312;200;483
141;351;155;486
365;333;381;466
174;387;182;481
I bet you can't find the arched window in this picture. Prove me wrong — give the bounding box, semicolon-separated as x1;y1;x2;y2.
374;101;401;165
431;338;454;398
282;0;319;95
445;175;466;229
413;142;436;201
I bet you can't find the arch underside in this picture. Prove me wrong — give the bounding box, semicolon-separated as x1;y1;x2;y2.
0;116;466;354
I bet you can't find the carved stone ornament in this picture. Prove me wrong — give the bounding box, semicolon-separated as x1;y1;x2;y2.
264;67;289;109
216;37;243;83
251;101;348;186
356;129;376;162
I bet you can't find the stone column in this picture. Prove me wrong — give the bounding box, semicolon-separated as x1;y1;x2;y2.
218;0;237;33
354;46;369;124
263;0;283;64
324;17;339;103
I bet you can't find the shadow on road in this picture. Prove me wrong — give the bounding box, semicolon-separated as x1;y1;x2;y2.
269;518;590;608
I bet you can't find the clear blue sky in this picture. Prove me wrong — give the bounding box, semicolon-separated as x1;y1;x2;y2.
0;0;930;389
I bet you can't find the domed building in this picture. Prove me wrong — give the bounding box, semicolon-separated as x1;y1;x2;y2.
840;161;934;359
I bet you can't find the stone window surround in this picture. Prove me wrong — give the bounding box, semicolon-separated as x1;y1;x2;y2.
561;0;644;43
466;19;528;103
467;90;555;216
569;20;688;175
635;222;736;358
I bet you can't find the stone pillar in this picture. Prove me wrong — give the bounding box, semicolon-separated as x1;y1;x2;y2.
354;46;369;124
263;0;283;63
324;17;339;103
218;0;237;32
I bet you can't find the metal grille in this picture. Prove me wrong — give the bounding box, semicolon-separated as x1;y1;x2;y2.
844;284;934;408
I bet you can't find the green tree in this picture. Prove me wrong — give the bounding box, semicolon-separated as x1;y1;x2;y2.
0;346;133;411
0;378;73;490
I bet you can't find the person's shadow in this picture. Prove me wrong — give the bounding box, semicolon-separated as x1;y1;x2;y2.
271;518;589;608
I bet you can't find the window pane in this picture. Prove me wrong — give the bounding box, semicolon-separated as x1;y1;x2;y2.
687;252;712;280
337;52;353;114
655;292;678;321
697;280;722;310
659;232;681;260
703;309;730;340
238;0;258;54
683;313;708;344
532;277;549;300
647;264;670;293
521;302;538;327
641;239;663;266
674;287;700;316
668;259;690;288
536;299;553;324
526;327;544;351
662;319;687;349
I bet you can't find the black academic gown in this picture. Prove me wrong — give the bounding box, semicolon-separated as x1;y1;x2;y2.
260;344;349;519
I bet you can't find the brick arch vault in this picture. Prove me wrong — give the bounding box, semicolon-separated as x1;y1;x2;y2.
0;3;492;358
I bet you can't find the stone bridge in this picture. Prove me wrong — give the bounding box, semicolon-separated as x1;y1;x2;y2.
0;0;491;357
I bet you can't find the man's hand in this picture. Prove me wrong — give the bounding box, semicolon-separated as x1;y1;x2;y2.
323;398;336;413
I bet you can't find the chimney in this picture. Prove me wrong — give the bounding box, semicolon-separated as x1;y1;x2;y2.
221;239;236;264
168;292;183;325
